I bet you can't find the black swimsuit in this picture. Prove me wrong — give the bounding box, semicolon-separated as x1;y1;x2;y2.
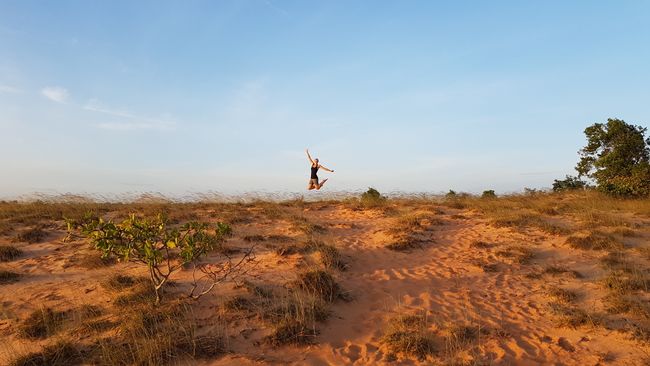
311;165;319;179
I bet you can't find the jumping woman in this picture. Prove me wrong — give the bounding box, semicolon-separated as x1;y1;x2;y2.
306;148;334;190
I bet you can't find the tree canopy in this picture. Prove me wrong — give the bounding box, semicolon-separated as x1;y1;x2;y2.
575;118;650;196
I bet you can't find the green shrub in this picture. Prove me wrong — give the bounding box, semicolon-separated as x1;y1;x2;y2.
360;187;386;207
481;190;497;199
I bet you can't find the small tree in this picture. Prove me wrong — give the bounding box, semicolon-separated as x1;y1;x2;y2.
575;118;650;196
68;214;252;304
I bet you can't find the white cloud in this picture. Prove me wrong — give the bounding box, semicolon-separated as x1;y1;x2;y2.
0;85;22;93
84;99;176;131
41;86;69;103
97;121;174;131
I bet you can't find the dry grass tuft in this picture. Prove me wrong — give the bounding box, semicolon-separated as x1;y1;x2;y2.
9;340;83;366
0;245;22;261
0;270;21;284
603;293;650;317
602;270;650;294
382;314;438;360
549;303;598;328
289;215;326;235
262;291;329;346
611;227;640;237
293;270;342;302
547;286;579;304
67;251;116;269
495;245;534;264
18;308;71;339
543;265;583;278
386;237;423;251
243;234;266;242
101;274;148;292
13;227;48;243
306;240;347;270
566;232;624;250
469;240;492;249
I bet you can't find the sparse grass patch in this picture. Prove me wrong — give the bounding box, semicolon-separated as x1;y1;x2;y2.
18;308;70;339
549;303;598;328
566;232;623;250
243;234;266;242
0;270;21;284
67;251;116;269
289;215;326;235
612;227;640;237
242;280;274;298
547;286;579;304
635;247;650;261
9;340;83;366
382;313;438;360
273;243;302;256
602;270;650;294
0;245;22;261
469;240;492;249
491;212;569;235
113;283;158;306
101;274;148;292
543;265;582;278
603;293;650;317
93;302;225;365
222;295;257;312
495;245;534;264
13;227;47;243
386;237;423;251
306;240;347;270
262;291;329;346
473;260;500;272
293;270;342;302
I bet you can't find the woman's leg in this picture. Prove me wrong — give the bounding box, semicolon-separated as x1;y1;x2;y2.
316;178;328;190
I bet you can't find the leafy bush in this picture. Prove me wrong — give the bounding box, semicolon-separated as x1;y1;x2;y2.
552;175;587;192
481;190;497;199
360;187;386;207
69;214;236;304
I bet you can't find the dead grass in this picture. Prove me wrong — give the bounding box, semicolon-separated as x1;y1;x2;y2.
382;313;437;360
549;303;599;328
18;308;71;339
0;270;21;284
9;339;83;366
542;265;583;278
611;227;640;237
547;286;579;304
469;240;493;249
566;232;624;250
66;251;116;269
495;245;534;264
306;240;347;270
16;305;103;340
292;270;342;302
602;270;650;294
101;274;149;292
0;245;22;261
262;291;331;346
603;293;650;317
13;227;48;243
91;302;224;364
288;215;326;236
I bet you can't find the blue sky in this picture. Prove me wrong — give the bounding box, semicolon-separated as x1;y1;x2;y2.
1;1;649;198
